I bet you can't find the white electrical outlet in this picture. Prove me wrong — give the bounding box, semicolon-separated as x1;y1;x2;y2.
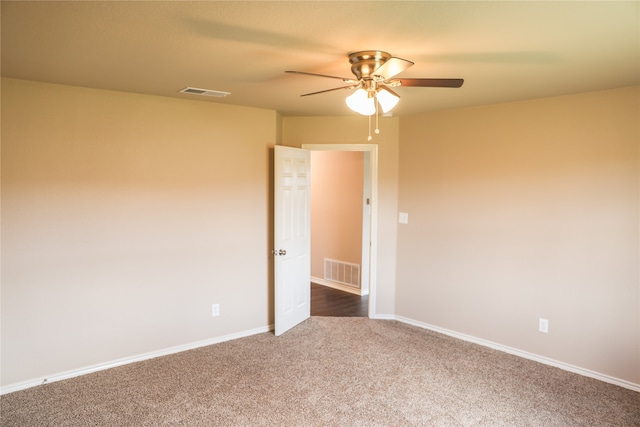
212;304;220;317
539;318;549;333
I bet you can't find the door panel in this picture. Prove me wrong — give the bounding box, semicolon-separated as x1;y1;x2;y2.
274;146;310;336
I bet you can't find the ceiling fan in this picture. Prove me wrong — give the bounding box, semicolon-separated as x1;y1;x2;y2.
285;50;464;117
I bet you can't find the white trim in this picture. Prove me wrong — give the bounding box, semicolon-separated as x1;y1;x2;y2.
311;276;367;296
1;325;273;395
6;317;636;396
370;313;395;320
393;315;640;393
302;144;378;318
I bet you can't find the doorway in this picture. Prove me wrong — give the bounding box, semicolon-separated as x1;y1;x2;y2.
302;144;378;318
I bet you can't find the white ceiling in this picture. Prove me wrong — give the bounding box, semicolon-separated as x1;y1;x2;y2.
2;1;638;117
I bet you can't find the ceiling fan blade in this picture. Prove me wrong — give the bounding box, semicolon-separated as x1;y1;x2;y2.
395;78;464;88
300;85;359;97
285;70;356;83
373;57;414;79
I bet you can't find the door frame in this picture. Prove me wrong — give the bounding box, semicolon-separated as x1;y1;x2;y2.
302;144;378;318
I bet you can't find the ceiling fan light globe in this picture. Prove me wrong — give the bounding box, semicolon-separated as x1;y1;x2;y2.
346;89;376;116
376;88;400;113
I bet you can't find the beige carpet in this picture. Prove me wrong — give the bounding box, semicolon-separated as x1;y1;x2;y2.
2;317;639;426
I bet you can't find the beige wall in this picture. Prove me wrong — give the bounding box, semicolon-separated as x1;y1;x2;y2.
310;151;364;280
282;117;400;315
396;87;640;384
1;78;278;386
4;77;636;389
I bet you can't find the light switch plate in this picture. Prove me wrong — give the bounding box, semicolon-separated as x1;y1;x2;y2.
399;212;409;224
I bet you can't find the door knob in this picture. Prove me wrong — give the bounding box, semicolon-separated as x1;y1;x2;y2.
279;249;287;256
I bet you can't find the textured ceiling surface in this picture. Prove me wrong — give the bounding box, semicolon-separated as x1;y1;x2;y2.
2;1;638;116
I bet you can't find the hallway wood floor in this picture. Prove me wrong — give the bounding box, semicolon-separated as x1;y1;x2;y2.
311;282;368;317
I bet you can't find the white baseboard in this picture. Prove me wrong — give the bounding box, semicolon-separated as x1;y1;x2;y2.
1;324;274;396
393;315;640;393
5;317;637;395
370;313;395;320
311;276;368;296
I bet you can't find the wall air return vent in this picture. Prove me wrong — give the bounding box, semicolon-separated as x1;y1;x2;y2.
324;258;360;289
179;87;231;97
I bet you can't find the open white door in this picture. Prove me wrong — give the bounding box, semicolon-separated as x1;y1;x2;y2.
274;146;311;336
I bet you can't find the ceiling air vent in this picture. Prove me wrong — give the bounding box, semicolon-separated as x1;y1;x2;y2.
179;87;230;97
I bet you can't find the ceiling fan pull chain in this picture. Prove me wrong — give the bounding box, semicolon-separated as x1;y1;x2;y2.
367;115;372;141
375;99;380;135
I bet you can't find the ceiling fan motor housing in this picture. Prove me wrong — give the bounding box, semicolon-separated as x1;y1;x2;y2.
349;50;392;79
